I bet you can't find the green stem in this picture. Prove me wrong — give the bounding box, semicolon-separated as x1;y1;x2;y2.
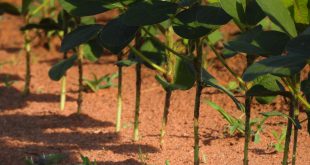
77;47;83;114
23;30;31;96
133;62;142;141
292;116;299;165
160;89;172;148
243;96;252;165
194;39;203;165
115;53;123;132
282;96;295;165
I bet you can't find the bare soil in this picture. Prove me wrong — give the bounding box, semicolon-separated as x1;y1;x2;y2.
0;2;309;165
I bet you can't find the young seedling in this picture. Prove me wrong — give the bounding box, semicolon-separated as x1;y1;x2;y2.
83;73;118;92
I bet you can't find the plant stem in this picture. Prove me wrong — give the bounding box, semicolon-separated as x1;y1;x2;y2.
160;89;172;148
23;29;31;96
194;39;203;165
60;75;66;110
60;52;68;111
292;116;299;165
115;53;123;132
77;47;83;114
282;96;295;165
243;96;252;165
133;62;142;141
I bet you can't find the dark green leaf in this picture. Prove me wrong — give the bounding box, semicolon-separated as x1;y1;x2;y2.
21;18;61;31
173;5;230;39
243;54;307;82
286;34;310;55
22;0;33;15
49;55;77;81
59;0;118;17
219;0;246;24
98;18;138;54
120;0;178;26
61;24;103;52
225;26;290;56
0;2;20;15
244;0;266;25
247;74;285;104
83;39;103;62
156;56;196;91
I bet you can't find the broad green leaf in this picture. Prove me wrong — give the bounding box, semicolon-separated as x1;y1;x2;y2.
98;18;138;54
0;2;20;15
256;0;297;37
173;4;231;39
60;24;103;52
201;69;244;111
243;54;307;82
59;0;118;17
120;0;178;26
83;39;103;62
48;55;77;81
226;26;290;56
247;74;285;104
244;0;266;25
156;56;196;91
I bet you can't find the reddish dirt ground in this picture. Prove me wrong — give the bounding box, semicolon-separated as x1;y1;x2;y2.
0;2;310;165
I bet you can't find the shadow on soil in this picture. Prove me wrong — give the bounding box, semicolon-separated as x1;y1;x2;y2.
0;86;76;111
0;112;159;164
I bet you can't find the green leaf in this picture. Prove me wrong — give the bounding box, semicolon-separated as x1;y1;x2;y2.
116;59;137;67
286;34;310;55
201;69;244;111
20;18;61;31
256;0;297;37
60;24;103;52
83;39;103;62
225;26;290;56
120;0;178;26
49;55;77;81
156;56;196;91
22;0;34;15
98;18;138;54
243;54;307;82
59;0;118;17
244;0;266;25
0;2;20;15
293;0;310;26
247;74;285;104
219;0;246;24
173;4;231;39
